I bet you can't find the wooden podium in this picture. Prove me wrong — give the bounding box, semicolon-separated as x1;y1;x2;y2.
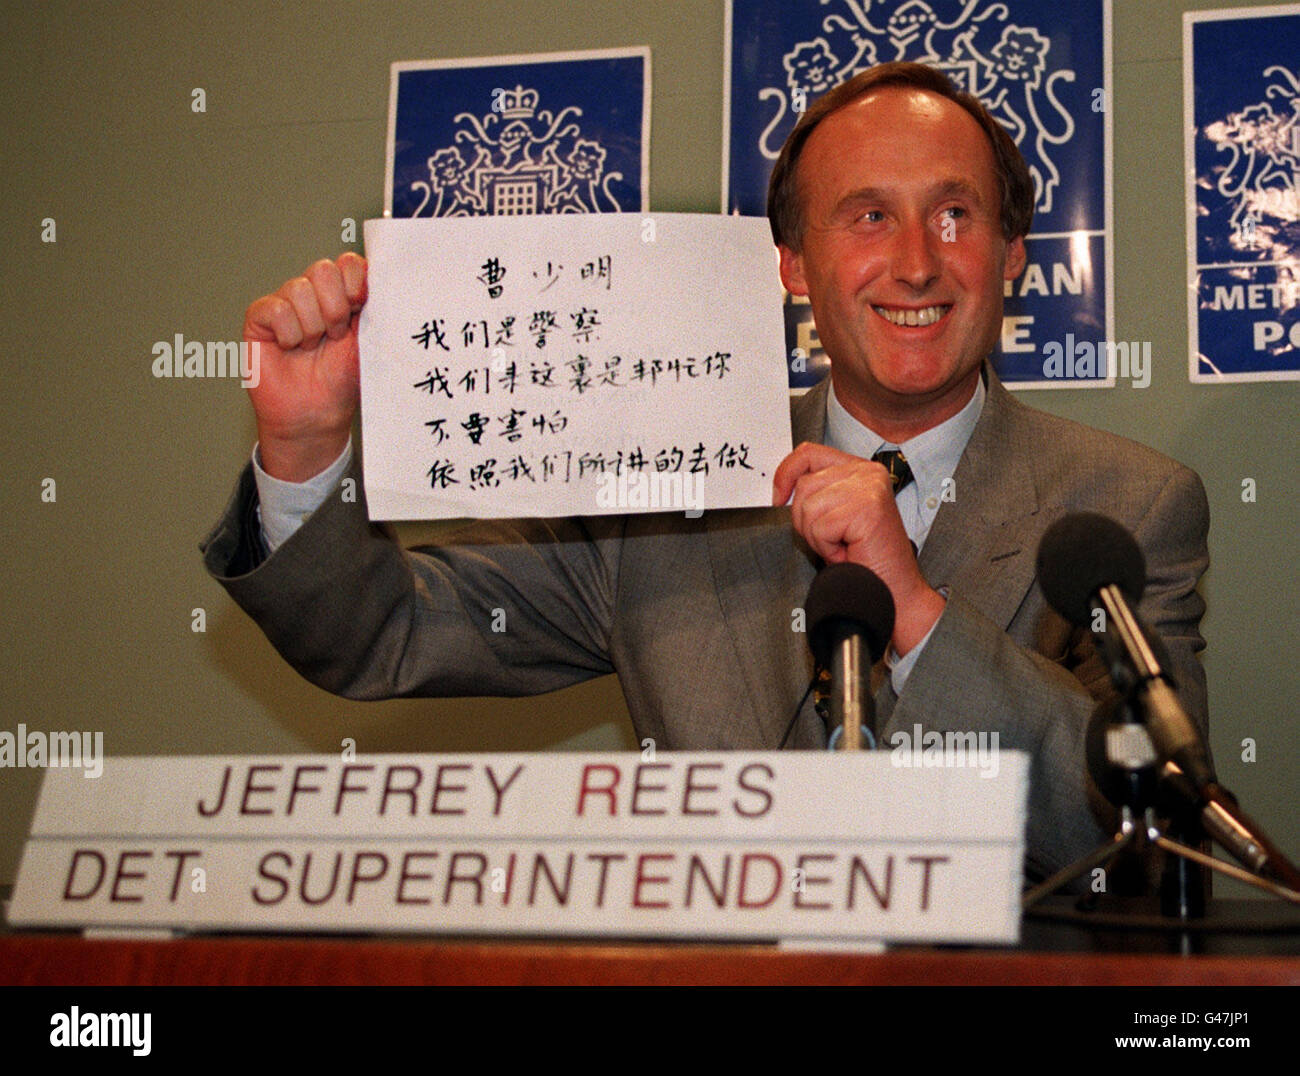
4;898;1299;986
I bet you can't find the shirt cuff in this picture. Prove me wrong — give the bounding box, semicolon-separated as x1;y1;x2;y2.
253;438;353;554
886;587;948;695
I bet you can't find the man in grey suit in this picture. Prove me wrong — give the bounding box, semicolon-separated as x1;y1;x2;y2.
203;63;1209;885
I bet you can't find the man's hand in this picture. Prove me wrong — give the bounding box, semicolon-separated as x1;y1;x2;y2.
773;442;946;655
242;253;368;482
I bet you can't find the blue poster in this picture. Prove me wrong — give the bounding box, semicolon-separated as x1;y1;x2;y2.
725;0;1112;389
386;48;650;219
1185;5;1300;383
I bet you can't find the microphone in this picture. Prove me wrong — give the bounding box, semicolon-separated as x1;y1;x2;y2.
1086;699;1300;890
805;563;895;751
1036;512;1214;791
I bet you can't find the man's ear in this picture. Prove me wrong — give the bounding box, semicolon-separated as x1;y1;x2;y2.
1003;235;1028;282
778;245;809;297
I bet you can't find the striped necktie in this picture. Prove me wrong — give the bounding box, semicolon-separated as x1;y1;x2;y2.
872;448;914;495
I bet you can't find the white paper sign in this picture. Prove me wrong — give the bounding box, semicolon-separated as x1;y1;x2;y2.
10;752;1028;944
358;215;791;520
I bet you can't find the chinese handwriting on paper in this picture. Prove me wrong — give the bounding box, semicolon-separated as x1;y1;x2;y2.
404;251;749;495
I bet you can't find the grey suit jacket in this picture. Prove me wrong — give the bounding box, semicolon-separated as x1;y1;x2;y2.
203;367;1210;883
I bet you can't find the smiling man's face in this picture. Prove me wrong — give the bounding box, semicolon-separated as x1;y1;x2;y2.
779;87;1026;438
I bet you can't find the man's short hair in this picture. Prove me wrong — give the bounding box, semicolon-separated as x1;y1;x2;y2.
766;62;1035;250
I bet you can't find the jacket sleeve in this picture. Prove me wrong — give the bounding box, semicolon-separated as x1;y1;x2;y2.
201;458;623;699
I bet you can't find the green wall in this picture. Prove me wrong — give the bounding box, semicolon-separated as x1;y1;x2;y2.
1;0;1295;894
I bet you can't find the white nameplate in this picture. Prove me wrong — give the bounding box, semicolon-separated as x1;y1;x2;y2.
9;752;1027;944
358;214;791;520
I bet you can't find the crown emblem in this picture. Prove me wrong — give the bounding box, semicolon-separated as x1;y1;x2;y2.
496;86;539;120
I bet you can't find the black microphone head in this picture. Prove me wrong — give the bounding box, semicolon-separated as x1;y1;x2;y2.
805;563;895;666
1036;512;1146;627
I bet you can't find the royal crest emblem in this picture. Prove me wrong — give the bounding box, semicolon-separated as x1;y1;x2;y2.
409;85;625;217
759;0;1079;216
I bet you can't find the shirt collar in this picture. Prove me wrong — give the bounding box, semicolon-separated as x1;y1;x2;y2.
823;373;986;499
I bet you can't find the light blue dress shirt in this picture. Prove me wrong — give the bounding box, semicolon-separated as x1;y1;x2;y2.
822;375;986;691
253;439;352;554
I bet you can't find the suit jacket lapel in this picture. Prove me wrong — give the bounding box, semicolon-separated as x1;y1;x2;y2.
918;368;1043;632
